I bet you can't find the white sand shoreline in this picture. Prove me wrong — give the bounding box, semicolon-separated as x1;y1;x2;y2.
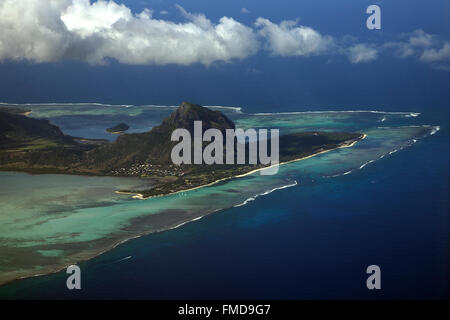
0;134;366;288
117;134;366;200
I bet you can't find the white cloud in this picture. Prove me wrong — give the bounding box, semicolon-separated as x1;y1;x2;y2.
255;18;380;64
408;29;434;48
347;44;378;64
420;42;450;63
61;0;134;38
0;0;445;69
0;0;73;63
384;29;436;58
0;0;259;65
159;10;168;15
255;18;334;57
384;29;449;70
241;8;250;14
384;42;415;58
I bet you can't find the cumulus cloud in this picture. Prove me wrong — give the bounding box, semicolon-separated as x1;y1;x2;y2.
384;42;415;58
0;0;74;62
255;18;380;64
347;44;378;64
0;0;259;65
408;29;434;48
0;0;376;66
1;0;446;70
384;29;449;69
385;29;436;58
255;18;334;57
420;42;450;63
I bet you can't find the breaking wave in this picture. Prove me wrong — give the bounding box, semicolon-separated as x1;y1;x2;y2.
252;110;421;116
206;105;243;114
430;126;440;135
0;102;243;113
115;256;132;263
234;181;298;208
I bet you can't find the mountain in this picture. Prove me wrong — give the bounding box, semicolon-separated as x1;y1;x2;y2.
0;102;364;196
83;102;236;171
0;110;74;148
153;101;235;134
0;109;96;173
0;102;237;173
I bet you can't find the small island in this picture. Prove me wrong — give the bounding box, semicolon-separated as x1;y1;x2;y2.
106;123;130;134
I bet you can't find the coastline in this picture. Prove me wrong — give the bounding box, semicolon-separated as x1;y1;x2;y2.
0;134;366;289
121;134;367;200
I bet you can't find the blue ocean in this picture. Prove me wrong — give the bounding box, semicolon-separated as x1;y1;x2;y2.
0;0;448;301
0;103;447;300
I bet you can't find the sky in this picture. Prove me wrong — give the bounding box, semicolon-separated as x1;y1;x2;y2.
0;0;449;112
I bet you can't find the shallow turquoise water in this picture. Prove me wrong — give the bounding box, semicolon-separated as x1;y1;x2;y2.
0;103;440;288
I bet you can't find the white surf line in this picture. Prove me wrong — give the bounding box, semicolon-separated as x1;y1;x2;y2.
0;102;244;112
125;134;365;201
0;102;134;107
377;125;440;136
168;215;205;231
252;110;421;116
205;106;243;113
116;256;132;263
234;180;298;208
0;102;421;117
430;126;440;135
326;125;438;178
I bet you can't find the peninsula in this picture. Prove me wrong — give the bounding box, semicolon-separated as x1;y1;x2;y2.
0;102;364;198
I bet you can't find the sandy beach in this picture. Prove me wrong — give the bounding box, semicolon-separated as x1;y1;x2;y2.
121;134;367;200
0;134;366;287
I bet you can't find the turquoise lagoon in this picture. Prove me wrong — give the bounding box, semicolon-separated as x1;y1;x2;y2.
0;103;439;286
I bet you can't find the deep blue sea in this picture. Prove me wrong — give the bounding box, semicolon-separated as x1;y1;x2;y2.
0;0;448;300
0;108;447;300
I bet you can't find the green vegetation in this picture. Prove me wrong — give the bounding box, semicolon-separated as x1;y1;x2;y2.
0;102;364;197
119;131;363;198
